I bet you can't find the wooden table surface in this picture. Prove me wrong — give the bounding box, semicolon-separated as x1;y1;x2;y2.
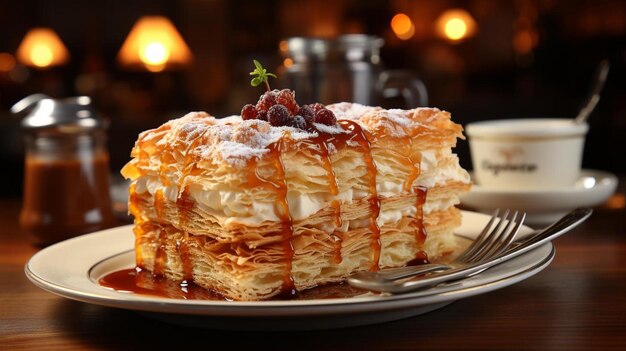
2;182;626;350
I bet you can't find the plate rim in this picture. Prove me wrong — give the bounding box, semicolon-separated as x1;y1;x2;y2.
24;210;555;317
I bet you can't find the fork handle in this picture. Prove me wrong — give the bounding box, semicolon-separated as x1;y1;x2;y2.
355;208;593;294
353;263;451;282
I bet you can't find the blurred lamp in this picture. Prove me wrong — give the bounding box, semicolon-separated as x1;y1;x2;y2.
16;28;70;69
435;9;477;42
391;13;415;40
117;16;193;72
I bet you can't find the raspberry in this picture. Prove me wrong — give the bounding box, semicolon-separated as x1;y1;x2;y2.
298;105;314;120
276;89;298;115
257;110;268;121
268;104;291;127
256;91;276;113
297;105;315;129
309;103;325;113
241;104;258;120
290;115;307;130
314;108;337;126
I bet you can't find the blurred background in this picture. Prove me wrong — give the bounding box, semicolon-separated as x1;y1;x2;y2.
1;0;625;198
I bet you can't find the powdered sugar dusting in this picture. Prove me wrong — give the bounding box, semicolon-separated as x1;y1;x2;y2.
133;105;456;169
202;140;269;168
192;117;318;168
313;122;348;135
327;103;447;138
326;102;379;118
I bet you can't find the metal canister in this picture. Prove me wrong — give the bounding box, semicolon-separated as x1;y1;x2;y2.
12;95;115;246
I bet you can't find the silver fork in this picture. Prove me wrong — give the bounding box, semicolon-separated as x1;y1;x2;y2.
349;207;593;294
348;209;526;291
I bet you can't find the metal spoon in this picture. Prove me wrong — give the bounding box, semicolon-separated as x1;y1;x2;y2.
575;60;610;124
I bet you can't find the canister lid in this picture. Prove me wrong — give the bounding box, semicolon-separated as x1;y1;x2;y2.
281;35;384;63
12;94;106;132
281;37;330;63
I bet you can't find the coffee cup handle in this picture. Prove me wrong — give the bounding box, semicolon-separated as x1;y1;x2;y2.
377;70;428;108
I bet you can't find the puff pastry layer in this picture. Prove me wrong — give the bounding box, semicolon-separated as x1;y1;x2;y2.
121;104;471;301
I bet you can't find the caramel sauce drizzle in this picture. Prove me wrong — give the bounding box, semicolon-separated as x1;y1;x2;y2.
174;192;194;281
403;138;421;193
334;121;381;271
397;138;428;262
331;233;343;264
301;134;343;265
171;128;211;283
329;200;342;227
176;189;194;228
154;188;166;221
128;183;144;267
152;227;168;277
152;188;169;276
128;183;142;219
176;231;194;281
375;136;428;264
246;141;295;294
412;185;429;262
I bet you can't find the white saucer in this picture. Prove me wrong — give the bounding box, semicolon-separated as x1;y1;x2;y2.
460;169;618;226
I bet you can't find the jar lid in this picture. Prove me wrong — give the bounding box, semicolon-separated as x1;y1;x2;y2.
12;94;106;132
336;34;384;52
281;37;330;63
281;35;384;63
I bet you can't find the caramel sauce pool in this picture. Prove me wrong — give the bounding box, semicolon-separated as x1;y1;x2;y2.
98;267;372;301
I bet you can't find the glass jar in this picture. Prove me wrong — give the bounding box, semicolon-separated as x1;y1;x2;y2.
279;35;428;108
13;96;116;246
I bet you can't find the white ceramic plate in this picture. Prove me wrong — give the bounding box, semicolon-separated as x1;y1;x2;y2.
461;169;618;226
25;211;554;330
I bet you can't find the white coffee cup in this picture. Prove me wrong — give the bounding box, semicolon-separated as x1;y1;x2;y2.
465;118;589;189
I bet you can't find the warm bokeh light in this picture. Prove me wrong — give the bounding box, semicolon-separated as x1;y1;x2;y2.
16;28;70;68
0;53;16;72
391;13;415;40
31;45;53;67
605;193;626;210
279;40;289;53
139;42;170;72
391;14;412;35
513;29;538;54
283;57;294;68
435;9;477;42
445;18;467;40
117;16;192;72
397;24;415;40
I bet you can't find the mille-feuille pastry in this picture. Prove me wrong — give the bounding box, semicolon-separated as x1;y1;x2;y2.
121;89;471;301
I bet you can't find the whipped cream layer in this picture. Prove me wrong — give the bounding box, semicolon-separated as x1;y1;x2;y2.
133;147;467;228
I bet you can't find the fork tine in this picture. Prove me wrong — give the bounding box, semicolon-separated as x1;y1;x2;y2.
470;211;519;262
489;212;526;258
456;208;500;262
461;209;510;263
464;209;511;262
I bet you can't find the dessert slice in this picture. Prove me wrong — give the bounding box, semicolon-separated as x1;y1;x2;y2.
121;91;470;301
